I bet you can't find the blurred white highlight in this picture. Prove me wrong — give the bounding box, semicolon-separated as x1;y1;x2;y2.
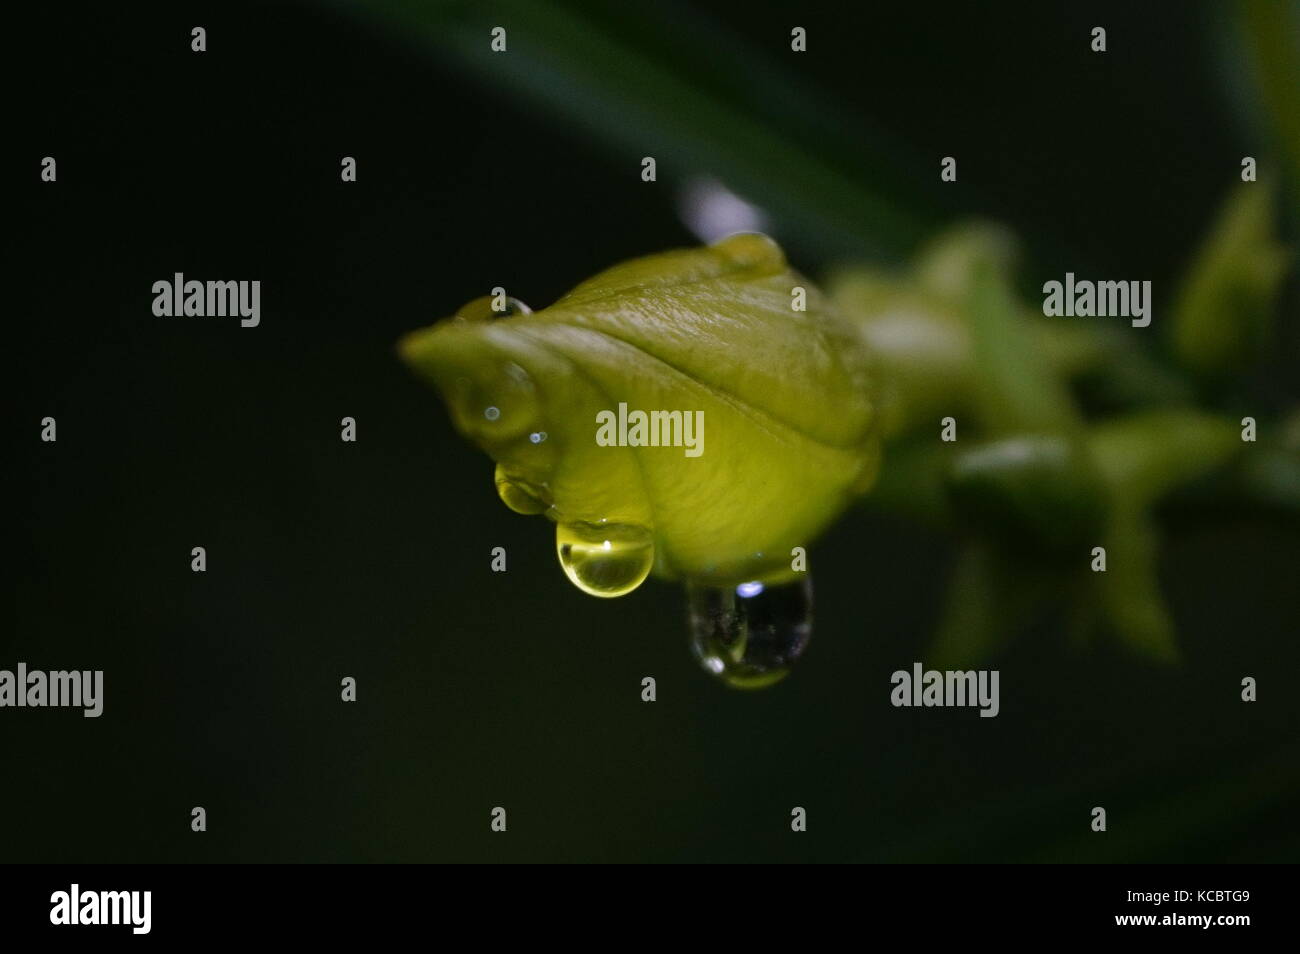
676;177;770;244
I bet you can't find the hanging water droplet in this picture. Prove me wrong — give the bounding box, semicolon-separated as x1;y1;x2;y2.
688;575;812;689
556;521;655;597
494;464;548;515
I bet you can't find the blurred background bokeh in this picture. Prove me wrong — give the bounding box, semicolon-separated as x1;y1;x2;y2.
10;0;1298;861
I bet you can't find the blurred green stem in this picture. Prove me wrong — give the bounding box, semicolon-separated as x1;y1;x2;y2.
1237;0;1300;216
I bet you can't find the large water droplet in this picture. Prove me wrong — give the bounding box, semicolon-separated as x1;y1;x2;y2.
494;464;548;515
556;521;655;598
688;575;812;689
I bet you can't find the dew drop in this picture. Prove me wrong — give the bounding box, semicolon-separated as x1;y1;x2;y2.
556;521;655;598
454;295;532;322
712;232;785;271
494;464;548;515
496;297;532;317
688;575;812;689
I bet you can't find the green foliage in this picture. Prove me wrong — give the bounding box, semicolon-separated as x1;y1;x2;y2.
1170;180;1291;379
946;435;1107;554
377;0;1296;663
400;233;881;585
830;223;1275;664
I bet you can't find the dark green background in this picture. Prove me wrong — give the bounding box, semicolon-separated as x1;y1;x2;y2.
10;0;1298;862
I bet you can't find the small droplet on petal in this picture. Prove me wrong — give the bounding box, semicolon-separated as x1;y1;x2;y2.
712;232;786;272
494;464;549;515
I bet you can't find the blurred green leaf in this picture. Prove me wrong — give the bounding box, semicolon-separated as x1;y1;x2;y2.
1234;411;1300;517
1087;409;1241;509
1236;0;1300;216
928;543;1052;667
862;435;954;525
358;0;931;257
1094;506;1178;662
945;435;1107;554
1170;179;1291;378
965;261;1079;435
828;279;976;439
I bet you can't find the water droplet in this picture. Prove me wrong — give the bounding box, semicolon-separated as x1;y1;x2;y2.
556;521;655;598
496;297;532;317
529;430;547;444
712;232;785;272
484;406;501;421
494;464;548;515
688;575;812;689
454;295;532;322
